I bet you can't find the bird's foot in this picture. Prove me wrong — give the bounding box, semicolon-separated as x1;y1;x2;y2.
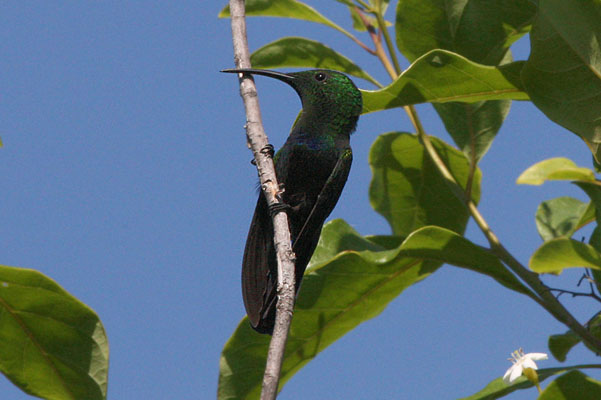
250;144;275;165
268;202;291;217
261;144;275;158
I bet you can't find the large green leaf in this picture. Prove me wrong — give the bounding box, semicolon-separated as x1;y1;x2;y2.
516;157;596;185
347;6;379;32
521;0;601;162
535;197;591;241
589;227;601;295
575;182;601;293
539;370;601;400
250;37;381;87
361;50;528;114
549;312;601;362
530;238;601;274
395;0;535;65
369;131;480;236
219;0;356;41
395;0;534;161
584;312;601;356
0;265;108;400
373;0;391;16
575;182;601;225
433;100;510;162
431;49;512;161
401;226;530;295
219;220;527;398
218;219;439;400
549;330;582;362
460;365;601;400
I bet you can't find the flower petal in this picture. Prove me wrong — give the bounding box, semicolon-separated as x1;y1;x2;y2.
509;364;523;383
527;353;548;361
503;366;515;384
522;358;537;370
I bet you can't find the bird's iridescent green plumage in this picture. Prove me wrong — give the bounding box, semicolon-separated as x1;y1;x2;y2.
223;68;362;334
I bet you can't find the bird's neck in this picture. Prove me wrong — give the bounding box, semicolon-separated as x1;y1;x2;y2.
293;109;357;139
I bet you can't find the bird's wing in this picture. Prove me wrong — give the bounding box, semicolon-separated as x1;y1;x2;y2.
241;194;277;332
292;148;353;280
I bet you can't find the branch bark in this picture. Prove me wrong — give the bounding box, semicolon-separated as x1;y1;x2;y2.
227;1;296;399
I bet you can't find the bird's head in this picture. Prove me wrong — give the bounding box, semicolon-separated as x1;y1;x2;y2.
222;68;362;134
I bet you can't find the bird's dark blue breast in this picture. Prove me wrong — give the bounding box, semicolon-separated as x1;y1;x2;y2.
274;133;348;238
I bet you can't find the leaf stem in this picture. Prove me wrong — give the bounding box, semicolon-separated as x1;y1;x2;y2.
464;106;477;200
355;0;372;11
355;7;397;79
342;29;377;56
373;1;401;75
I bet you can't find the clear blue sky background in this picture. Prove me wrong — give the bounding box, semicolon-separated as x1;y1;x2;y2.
1;2;599;400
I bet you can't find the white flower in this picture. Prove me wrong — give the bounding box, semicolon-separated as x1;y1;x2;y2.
503;348;548;384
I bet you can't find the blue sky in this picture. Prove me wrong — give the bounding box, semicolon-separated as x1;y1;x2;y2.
1;2;599;399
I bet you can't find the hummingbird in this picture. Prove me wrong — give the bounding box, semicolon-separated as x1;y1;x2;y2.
222;68;362;334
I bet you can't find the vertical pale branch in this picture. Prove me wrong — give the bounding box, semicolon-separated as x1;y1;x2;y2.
227;1;296;399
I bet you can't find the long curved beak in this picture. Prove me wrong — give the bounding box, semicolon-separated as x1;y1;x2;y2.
221;68;295;85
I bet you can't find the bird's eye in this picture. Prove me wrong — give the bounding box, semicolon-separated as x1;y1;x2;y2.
314;72;327;82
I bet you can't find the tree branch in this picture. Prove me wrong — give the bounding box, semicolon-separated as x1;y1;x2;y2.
227;1;296;399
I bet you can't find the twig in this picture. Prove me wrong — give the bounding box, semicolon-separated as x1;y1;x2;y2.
548;271;601;303
354;7;396;77
227;1;296;399
581;269;601;297
373;0;401;75
548;287;601;303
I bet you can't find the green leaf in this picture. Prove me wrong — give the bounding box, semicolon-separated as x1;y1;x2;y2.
401;226;530;295
348;6;373;32
577;183;601;292
347;6;393;32
530;238;601;274
434;100;511;162
521;0;601;162
516;158;596;185
395;0;534;162
219;0;357;42
334;0;356;6
432;49;512;162
0;265;108;400
369;132;480;236
395;0;535;65
589;227;601;295
364;235;403;250
460;365;601;400
218;219;440;400
575;182;601;225
250;37;381;87
361;50;529;114
539;370;601;400
549;330;581;362
370;0;391;15
535;197;590;241
584;312;601;356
